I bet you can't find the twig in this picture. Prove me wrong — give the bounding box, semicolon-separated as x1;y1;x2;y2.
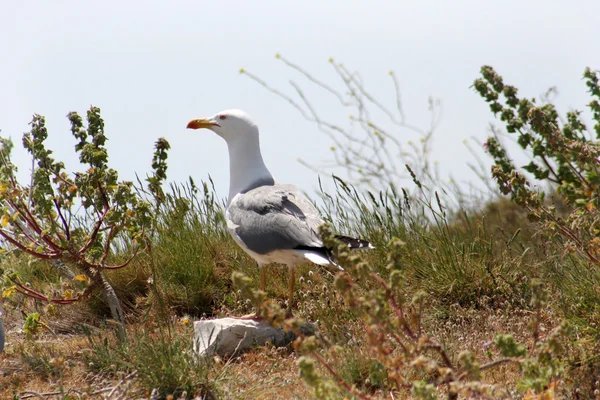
107;370;138;398
12;277;80;304
53;198;71;240
100;226;117;265
19;391;50;400
278;55;349;106
19;371;138;399
78;206;109;255
457;358;517;381
422;343;454;369
104;245;140;269
371;273;416;340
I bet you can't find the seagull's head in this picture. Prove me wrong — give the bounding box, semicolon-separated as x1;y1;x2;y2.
186;109;258;142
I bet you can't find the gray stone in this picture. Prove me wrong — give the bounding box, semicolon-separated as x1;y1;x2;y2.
193;317;314;358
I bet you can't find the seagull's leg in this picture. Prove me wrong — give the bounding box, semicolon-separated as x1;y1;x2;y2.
241;262;264;320
287;266;295;315
253;262;264;319
260;265;266;292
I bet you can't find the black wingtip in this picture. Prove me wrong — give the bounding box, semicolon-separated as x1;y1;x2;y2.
334;235;375;250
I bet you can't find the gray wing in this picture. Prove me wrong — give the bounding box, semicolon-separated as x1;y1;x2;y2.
226;184;324;255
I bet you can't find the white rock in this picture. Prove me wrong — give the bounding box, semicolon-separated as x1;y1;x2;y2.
193;317;312;358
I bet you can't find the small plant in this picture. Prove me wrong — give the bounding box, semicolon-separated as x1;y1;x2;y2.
85;325;216;399
0;107;170;337
23;312;42;339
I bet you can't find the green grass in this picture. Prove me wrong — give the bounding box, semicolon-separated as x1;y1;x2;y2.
84;325;216;399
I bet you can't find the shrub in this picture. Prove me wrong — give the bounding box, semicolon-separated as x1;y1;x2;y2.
0;107;169;338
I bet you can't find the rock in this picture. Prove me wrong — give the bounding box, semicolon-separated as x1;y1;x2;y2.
193;317;314;358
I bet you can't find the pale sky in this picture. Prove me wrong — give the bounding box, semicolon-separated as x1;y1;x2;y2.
1;1;599;200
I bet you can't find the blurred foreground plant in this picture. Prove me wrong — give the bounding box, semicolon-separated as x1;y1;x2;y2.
233;225;570;399
0;107;170;337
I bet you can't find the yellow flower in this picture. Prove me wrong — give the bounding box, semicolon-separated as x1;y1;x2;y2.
1;214;9;227
586;201;596;211
2;285;16;299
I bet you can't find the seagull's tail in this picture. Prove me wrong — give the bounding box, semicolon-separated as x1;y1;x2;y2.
334;235;375;250
295;235;374;272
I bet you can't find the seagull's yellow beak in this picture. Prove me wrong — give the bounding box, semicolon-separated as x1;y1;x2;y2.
186;118;219;130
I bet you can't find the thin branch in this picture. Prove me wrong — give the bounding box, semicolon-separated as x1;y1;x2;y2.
372;273;416;340
53;198;71;240
78;206;109;255
18;371;137;399
421;343;454;369
104;245;140;270
100;226;117;265
0;229;61;259
457;358;517;381
242;70;313;120
9;219;46;249
278;55;349;106
12;280;79;304
8;198;66;252
8;198;43;236
335;63;403;127
18;392;47;400
389;72;406;122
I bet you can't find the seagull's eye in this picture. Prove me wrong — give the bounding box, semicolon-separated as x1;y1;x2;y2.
219;115;227;120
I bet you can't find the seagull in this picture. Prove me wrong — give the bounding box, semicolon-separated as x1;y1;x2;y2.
186;109;373;313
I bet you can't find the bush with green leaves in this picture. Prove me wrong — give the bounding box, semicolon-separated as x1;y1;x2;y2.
0;106;170;331
474;66;600;267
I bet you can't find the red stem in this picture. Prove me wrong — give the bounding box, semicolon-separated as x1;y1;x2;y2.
11;220;45;248
0;229;61;259
104;246;139;269
13;281;79;304
78;207;109;255
100;226;117;265
53;198;71;241
8;199;66;253
9;199;42;235
372;273;416;340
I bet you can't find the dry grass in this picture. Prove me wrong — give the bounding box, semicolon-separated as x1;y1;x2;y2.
2;297;564;400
